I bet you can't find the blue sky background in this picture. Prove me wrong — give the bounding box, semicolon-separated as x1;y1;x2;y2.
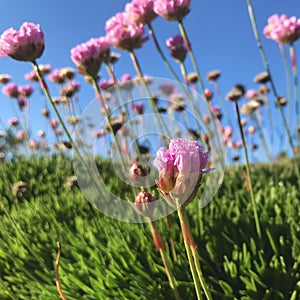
0;0;300;160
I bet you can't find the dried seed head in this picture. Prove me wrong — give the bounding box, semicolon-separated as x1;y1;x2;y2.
253;72;270;84
206;70;221;81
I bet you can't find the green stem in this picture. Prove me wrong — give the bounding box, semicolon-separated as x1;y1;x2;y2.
290;43;299;154
149;222;182;300
279;44;292;138
147;22;183;84
234;100;261;239
32;62;82;160
177;205;212;300
178;20;225;168
246;0;294;155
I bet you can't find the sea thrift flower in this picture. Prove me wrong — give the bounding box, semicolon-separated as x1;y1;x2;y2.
129;161;149;185
25;70;39;82
18;85;34;97
70;37;110;78
211;106;222;120
206;70;221;81
153;0;191;21
2;83;19;98
37;130;45;138
133;101;145;114
61;81;81;97
154;138;209;205
16;130;26;140
42;108;50;118
204;89;213;100
166;34;187;62
263;14;300;44
59;67;76;81
106;12;148;51
245;89;258;100
158;83;175;95
17;97;28;111
120;73;134;91
28;140;40;150
125;0;157;25
0;74;11;84
99;78;117;91
134;191;154;214
8;117;19;127
0;22;44;62
48;69;65;84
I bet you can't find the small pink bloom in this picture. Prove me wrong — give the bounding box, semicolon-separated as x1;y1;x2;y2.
129;161;149;185
48;69;65;84
223;126;233;138
8;117;19;127
71;37;110;78
28;139;40;150
17;96;28;111
38;130;45;138
18;85;34;97
125;0;157;25
204;89;213;100
245;89;257;100
25;70;39;82
50;119;59;130
120;73;134;91
106;12;148;51
263;14;300;44
61;80;81;97
248;126;256;134
2;83;19;98
133;101;145;114
153;0;192;21
99;78;117;91
134;191;154;214
166;34;187;62
211;106;222;120
16;130;26;140
0;22;44;62
158;83;175;95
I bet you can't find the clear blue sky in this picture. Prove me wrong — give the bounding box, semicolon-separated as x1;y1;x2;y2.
0;0;300;159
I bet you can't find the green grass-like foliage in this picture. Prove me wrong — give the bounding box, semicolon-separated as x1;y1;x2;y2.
0;156;299;299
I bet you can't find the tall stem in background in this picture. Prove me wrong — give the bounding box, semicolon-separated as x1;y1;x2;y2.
234;100;261;238
290;43;299;154
246;0;294;155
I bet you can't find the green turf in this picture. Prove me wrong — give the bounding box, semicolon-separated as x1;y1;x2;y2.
0;156;299;299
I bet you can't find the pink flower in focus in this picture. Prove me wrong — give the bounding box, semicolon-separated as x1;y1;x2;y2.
71;37;110;78
106;12;148;51
0;22;44;62
18;85;34;97
125;0;157;25
153;0;192;21
8;117;19;127
263;14;300;44
166;34;187;62
2;83;19;98
154;138;209;204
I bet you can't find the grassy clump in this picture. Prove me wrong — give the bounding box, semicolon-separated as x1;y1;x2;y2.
0;156;299;299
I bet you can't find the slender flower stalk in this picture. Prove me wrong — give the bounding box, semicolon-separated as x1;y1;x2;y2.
279;44;293;132
149;222;182;300
56;241;67;300
178;20;225;168
147;22;182;83
290;43;299;153
176;203;212;300
234;100;261;238
246;0;294;154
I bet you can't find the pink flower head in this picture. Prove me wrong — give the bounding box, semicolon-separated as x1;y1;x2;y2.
211;105;222;120
125;0;157;25
71;37;110;78
18;85;34;97
25;70;39;82
28;139;40;150
8;117;19;127
37;130;45;138
158;83;175;95
263;14;300;44
133;101;145;114
153;0;192;21
50;119;59;130
134;191;154;214
120;73;134;91
245;89;258;100
0;74;12;84
2;83;19;98
0;22;44;62
61;80;81;97
99;78;117;91
16;130;26;140
17;96;28;111
48;69;65;84
166;34;187;62
106;12;149;51
154;138;209;204
223;126;233;138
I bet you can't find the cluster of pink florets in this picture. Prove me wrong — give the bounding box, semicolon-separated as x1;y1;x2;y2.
263;14;300;44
